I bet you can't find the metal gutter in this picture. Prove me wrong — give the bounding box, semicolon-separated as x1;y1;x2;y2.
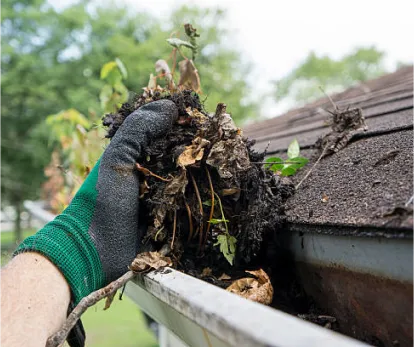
125;269;369;347
22;200;367;346
277;227;413;346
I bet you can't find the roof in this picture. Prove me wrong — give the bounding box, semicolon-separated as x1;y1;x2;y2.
245;66;413;235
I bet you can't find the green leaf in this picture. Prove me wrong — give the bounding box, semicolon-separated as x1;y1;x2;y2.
287;139;300;159
281;167;297;176
214;234;237;265
105;69;122;86
99;84;113;110
288;156;309;165
203;200;212;206
100;61;117;80
113;82;129;102
166;38;195;49
270;163;284;172
115;58;128;79
265;157;283;168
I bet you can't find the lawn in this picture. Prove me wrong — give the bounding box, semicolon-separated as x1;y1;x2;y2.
1;230;159;347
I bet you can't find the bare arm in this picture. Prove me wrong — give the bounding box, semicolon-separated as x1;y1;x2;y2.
1;252;71;346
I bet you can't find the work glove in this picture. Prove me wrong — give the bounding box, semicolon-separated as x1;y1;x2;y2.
14;100;178;344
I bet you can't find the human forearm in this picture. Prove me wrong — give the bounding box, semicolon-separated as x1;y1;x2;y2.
1;252;71;346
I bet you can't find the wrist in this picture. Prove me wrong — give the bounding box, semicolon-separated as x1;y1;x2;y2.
14;162;105;304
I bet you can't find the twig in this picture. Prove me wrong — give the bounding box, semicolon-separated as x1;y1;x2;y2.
295;146;328;190
204;167;215;248
185;200;194;242
136;163;172;182
214;192;228;234
319;86;338;111
171;208;177;249
190;172;204;243
154;226;164;242
46;271;135;347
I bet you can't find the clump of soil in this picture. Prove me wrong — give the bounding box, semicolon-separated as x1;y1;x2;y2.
103;89;294;277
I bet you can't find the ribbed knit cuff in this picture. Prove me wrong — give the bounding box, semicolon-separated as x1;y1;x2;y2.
14;218;105;305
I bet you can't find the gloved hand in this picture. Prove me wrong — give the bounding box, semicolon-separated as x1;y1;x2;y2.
15;99;178;304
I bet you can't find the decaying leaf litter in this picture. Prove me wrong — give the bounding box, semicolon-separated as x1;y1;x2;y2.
104;89;293;291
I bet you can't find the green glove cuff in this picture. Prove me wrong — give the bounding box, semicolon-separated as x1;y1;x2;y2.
14;160;105;305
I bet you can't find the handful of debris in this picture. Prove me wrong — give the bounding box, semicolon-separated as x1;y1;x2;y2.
104;89;293;272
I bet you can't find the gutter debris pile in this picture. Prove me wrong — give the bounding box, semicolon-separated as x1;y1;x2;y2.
103;88;294;304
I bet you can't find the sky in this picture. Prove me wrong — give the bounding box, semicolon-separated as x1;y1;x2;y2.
53;0;413;117
124;0;413;117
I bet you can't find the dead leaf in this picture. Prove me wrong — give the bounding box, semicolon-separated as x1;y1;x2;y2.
147;73;157;90
139;180;150;198
218;273;231;280
164;169;188;195
207;138;251;179
321;193;329;203
178;59;201;93
226;269;273;305
155;59;174;89
129;252;173;273
186;107;207;124
221;188;241;196
201;267;212;277
177;137;210;168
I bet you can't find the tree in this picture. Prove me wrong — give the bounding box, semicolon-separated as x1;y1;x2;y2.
273;46;387;105
1;1;256;241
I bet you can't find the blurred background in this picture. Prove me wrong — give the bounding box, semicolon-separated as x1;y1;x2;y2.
1;0;412;345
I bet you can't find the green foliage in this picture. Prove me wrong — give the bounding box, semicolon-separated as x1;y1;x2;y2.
1;0;256;228
99;58;129;113
211;192;236;265
265;139;309;176
166;38;195;49
214;234;237;265
274;46;387;105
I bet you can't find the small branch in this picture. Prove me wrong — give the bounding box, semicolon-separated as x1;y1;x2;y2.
171;208;177;249
214;192;228;234
295;146;328;190
136;163;172;182
203;167;215;248
185;200;194;242
190;172;204;244
46;271;135;347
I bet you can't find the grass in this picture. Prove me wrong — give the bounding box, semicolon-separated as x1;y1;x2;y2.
1;230;159;347
1;228;36;246
82;296;158;347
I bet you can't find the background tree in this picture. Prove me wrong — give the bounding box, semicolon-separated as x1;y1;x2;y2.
273;46;387;105
1;0;256;241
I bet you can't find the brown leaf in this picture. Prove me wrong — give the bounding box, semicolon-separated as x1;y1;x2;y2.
129;252;173;273
207;138;251;179
218;273;231;280
164;170;188;196
221;188;241;196
226;269;273;305
186;107;207;124
139;180;150;198
177;137;210;168
201;267;212;277
321;193;329;203
178;59;201;93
